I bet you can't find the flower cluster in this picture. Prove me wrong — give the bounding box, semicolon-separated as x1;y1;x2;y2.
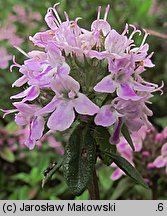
111;126;148;180
0;47;12;69
0;5;42;69
153;128;167;174
0;123;63;162
0;127;18;152
3;3;161;149
17;126;64;155
111;126;167;181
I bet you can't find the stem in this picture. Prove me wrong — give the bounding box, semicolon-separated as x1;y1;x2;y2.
42;159;63;188
152;176;158;200
143;28;167;40
88;167;100;200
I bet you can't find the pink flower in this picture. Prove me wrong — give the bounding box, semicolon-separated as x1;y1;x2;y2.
36;74;99;131
47;136;64;155
95;97;152;145
111;137;134;180
0;47;12;69
91;5;111;37
94;56;157;101
153;143;167;174
105;29;133;57
2;102;45;150
3;3;160;152
155;133;164;142
111;126;148;180
162;127;167;139
147;163;156;169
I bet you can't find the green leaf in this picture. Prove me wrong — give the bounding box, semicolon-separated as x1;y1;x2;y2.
121;123;135;151
11;173;31;184
94;126;116;166
0;147;15;162
103;152;149;189
63;125;96;196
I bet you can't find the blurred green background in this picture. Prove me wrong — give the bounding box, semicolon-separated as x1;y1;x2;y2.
0;0;167;200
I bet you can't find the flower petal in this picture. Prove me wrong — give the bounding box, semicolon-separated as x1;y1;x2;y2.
51;74;80;94
0;109;18;118
110;117;123;144
11;88;31;99
94;75;116;93
45;11;58;30
74;93;99;115
111;168;124;181
117;83;142;101
47;101;75;131
161;143;167;156
133;82;155;92
94;105;116;127
126;117;143;131
29;31;54;48
15;113;27;125
30;116;45;141
35;96;60;116
11;86;40;102
13;102;36;115
12;75;28;87
23;86;40;102
153;156;166;168
25;137;35;150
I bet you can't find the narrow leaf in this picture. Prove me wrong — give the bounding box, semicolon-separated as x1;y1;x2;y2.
121;123;135;151
104;151;149;189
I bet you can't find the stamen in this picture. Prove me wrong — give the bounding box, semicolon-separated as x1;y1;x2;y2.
122;23;129;35
48;31;55;36
104;4;110;21
151;81;164;95
97;6;101;20
10;56;21;72
64;11;69;21
138;76;159;88
48;9;60;27
75;17;82;22
0;109;18;118
47;7;52;13
53;3;62;25
14;46;29;58
140;31;149;47
70;23;75;28
129;25;141;40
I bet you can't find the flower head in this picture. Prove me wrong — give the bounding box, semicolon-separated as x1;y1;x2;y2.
3;3;161;149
